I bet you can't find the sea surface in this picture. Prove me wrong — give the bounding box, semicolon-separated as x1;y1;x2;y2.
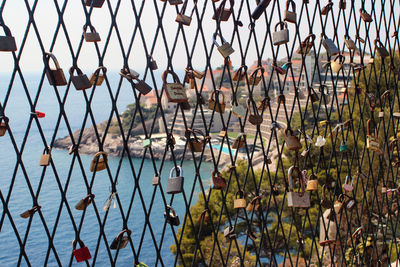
0;72;214;266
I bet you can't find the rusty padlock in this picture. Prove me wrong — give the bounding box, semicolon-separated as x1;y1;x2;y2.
296;34;315;55
75;194;95;210
90;151;108;172
287;166;310;208
273;21;289;46
247;99;263;126
186;128;207;152
83;25;101;42
308;87;319;102
168;0;183;5
89;66;107;86
213;33;235;58
85;0;105;8
339;0;346;9
44;52;67;86
344;35;357;50
40;146;51;166
359;8;373;22
257;96;270;111
248;67;264;86
374;39;389;58
110;229;131;250
321;2;333;15
284;0;296;24
320;184;333;209
232;65;247;81
232;133;246;149
0;24;17;51
284;128;302;151
208;90;226;113
70;66;92;91
152;174;160;186
306;173;318;191
148;55;158;70
162;70;188;103
20;205;41;218
234;190;246;209
176;0;197;26
212;170;227;189
322;34;339;56
212;0;234;21
246;196;261;211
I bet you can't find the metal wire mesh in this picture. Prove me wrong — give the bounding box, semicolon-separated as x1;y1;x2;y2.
0;0;400;266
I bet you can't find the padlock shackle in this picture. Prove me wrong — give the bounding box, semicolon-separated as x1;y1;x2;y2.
94;151;108;162
274;21;287;32
43;146;51;155
303;34;316;44
72;239;86;249
288;166;305;193
0;23;13;37
209;90;225;104
44;52;62;70
162;70;181;84
235;190;245;199
285;0;296;11
233;65;248;80
213;32;228;48
217;0;235;11
250;66;264;80
374;39;385;49
83;24;98;33
333;54;345;64
367;119;378;137
116;229;132;240
181;0;198;17
247;98;258;116
170;166;183;178
69;66;84;76
165;205;177;216
322;184;331;199
0;115;9;124
94;66;107;75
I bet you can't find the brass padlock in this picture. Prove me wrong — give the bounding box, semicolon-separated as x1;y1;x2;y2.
208;90;226;113
89;66;107;86
44;52;67;86
0;24;17;51
322;35;339;56
287;166;310;208
75;194;95;210
284;0;296;24
213;33;235;59
152;174;160;186
321;2;333;15
331;54;345;73
148;55;158;70
359;8;373;23
186;128;206;152
247;99;263;126
166;166;184;194
374;39;389;58
234;190;246;209
40;147;51;166
20;205;41;218
212;0;234;22
248;67;264;86
0;116;9;137
273;21;289;46
232;65;247;81
110;229;131;250
296;34;315;55
168;0;183;5
284;128;302;151
367;119;382;154
246;196;261;211
257;96;270;111
344;35;357;50
162;70;188;103
333;194;345;215
70;66;92;91
232;133;246;149
176;0;197;26
85;0;105;8
164;205;180;226
83;25;101;42
306;173;318;191
212;170;227;189
90;151;108;172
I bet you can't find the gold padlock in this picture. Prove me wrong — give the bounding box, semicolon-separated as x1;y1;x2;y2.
234;190;246;209
208;90;226;113
90;151;108;172
331;54;345;73
40;146;51;166
89;66;107;86
306;173;318;191
213;33;235;58
367;119;382;154
246;196;261;212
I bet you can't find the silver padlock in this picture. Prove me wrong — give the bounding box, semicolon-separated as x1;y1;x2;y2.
70;66;92;90
284;0;296;24
322;35;339;56
83;25;101;42
273;21;289;46
0;24;17;52
213;33;234;59
166;166;184;194
287;166;310;208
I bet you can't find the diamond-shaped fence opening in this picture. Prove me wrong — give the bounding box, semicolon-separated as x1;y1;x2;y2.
0;0;400;266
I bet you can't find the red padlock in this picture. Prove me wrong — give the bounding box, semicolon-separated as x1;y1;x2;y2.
72;240;92;263
34;111;46;118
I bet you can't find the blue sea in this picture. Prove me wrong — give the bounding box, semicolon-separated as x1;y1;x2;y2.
0;72;214;266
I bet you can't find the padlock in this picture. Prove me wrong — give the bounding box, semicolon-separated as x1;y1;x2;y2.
284;0;296;24
251;0;271;20
308;87;319;102
110;229;131;250
0;24;17;51
274;65;286;75
333;194;345;214
90;151;108;172
281;62;291;72
89;66;107;86
284;128;302;151
186;128;206;152
315;135;326;147
339;0;346;9
75;194;95;210
331;54;345;73
212;0;234;21
152;174;160;186
344;35;357;50
246;196;261;211
44;52;67;86
320;185;333;209
192;69;204;79
234;190;247;209
0;116;9;137
367;119;382;154
273;21;289;46
208;90;226;113
232;65;247;81
135;79;153;95
166;166;184;194
257;97;270;111
83;25;101;42
85;0;105;8
248;67;264;86
72;240;92;263
321;2;333;15
287;166;310;208
320;208;337;243
176;0;197;26
164;205;180;226
306;174;318;191
213;33;235;58
147;56;158;71
301;149;309;157
247;99;263;125
223;226;236;239
342;176;353;192
20;205;41;218
143;138;152;148
359;8;373;23
322;35;339;56
278;93;286;104
296;34;315;55
345;196;356;210
340;142;348;152
40;147;51;166
162;70;188;103
212;170;226;189
232;133;246;149
120;67;140;80
374;39;389;58
70;66;92;91
218;128;227;137
168;0;183;5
